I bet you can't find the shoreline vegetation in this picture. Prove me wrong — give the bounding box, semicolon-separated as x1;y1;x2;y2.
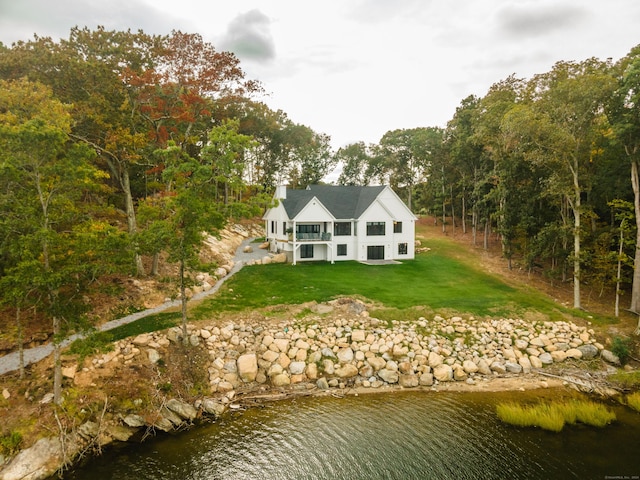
1;221;639;480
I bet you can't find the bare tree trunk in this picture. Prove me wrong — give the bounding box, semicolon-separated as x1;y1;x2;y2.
122;169;146;277
17;306;24;380
616;222;624;318
450;185;456;236
483;220;489;250
53;315;62;405
472;207;477;246
151;253;160;276
571;162;582;310
630;160;640;313
461;193;467;234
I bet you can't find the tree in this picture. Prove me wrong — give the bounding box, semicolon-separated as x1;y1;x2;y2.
608;45;640;327
378;128;434;211
0;79;125;403
146;121;255;342
503;59;616;309
336;142;375;185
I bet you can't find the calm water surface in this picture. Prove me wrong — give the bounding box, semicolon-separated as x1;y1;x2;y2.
65;389;640;480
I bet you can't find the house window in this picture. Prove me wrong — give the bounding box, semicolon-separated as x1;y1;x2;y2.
271;221;275;234
366;222;385;236
394;221;402;233
398;243;408;255
296;224;320;234
283;222;286;234
334;222;351;236
301;244;314;258
337;244;347;256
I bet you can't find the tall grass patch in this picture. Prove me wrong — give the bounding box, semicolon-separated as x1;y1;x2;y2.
496;400;616;432
626;392;640;413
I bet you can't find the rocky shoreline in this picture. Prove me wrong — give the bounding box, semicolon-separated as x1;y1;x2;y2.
0;298;622;480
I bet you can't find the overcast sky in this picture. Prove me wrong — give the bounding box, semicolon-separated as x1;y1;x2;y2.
1;0;639;150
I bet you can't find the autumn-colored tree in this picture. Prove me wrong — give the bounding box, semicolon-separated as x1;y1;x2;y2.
0;79;127;403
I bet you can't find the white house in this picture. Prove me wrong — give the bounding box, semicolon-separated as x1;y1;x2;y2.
263;185;417;265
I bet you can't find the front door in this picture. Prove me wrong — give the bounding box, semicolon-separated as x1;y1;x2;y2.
367;245;384;260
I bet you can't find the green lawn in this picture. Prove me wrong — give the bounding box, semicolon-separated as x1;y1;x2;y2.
193;242;577;321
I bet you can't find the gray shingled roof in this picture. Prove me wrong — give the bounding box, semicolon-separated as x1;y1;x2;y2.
281;185;386;219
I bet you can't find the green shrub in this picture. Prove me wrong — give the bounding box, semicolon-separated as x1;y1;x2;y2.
611;336;633;364
0;431;23;455
496;400;616;432
626;392;640;413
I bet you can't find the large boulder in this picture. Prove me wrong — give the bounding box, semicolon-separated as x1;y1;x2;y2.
1;437;66;480
377;368;399;384
166;398;197;421
337;347;354;364
601;349;621;365
433;364;453;382
367;356;387;372
335;364;359;378
237;354;258;382
577;344;599;359
399;374;419;388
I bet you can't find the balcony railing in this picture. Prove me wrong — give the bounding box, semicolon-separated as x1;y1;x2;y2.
295;232;332;241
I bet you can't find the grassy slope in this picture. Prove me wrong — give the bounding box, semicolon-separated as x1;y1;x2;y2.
193;237;586;322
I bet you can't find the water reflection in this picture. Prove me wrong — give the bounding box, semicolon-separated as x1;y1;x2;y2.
65;389;640;480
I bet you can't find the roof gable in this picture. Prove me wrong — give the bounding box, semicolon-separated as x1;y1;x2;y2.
281;185;387;219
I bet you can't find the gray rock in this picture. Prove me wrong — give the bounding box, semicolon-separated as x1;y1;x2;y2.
289;361;306;375
377;368;399;384
0;437;64;480
577;344;599;359
490;362;507;374
321;347;337;359
106;424;137;442
122;414;146;428
147;348;160;364
166;398;197;421
539;352;553;365
316;377;330;390
201;398;227;417
161;407;184;427
505;361;523;374
78;421;100;440
154;416;175;432
601;349;621;365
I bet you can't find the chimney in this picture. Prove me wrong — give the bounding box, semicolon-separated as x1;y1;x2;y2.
275;184;287;199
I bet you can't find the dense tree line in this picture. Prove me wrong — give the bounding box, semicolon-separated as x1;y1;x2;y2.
2;28;640;400
0;28;335;402
337;46;640;330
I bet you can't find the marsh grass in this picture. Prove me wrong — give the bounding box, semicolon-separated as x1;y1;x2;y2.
626;392;640;413
496;400;616;432
610;370;640;388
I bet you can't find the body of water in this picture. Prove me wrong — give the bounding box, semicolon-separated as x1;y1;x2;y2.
65;389;640;480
